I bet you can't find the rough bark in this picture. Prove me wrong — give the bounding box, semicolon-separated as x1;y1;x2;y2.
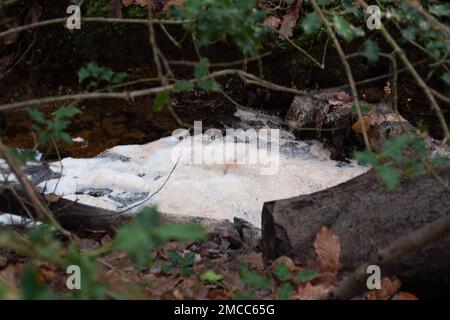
261;167;450;288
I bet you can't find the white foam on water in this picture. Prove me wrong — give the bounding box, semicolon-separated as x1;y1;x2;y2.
36;109;368;227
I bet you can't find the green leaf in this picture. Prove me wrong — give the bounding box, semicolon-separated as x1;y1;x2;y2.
302;12;322;34
333;16;354;42
174;80;194;92
273;262;291;282
296;270;319;283
53;106;81;119
8;148;38;165
355;149;378;166
239;265;272;290
196;80;221;92
376;164;400;190
112;223;152;268
429;4;450;17
194;58;210;79
153;91;169;111
363;40;380;63
401;27;416;42
442;72;450;86
167;250;186;266
27;107;47;123
380;135;411;163
431;155;449;168
201;270;224;283
276;283;293;300
351;104;370;115
77;68;90;83
111;72;128;84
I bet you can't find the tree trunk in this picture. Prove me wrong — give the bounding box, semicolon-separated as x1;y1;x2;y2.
261;167;450;293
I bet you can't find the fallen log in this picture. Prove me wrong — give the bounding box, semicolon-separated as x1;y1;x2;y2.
261;167;450;294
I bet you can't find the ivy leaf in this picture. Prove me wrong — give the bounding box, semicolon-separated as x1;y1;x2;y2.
363;40;380;63
376;164;400;190
153;91;169;111
302;12;322;34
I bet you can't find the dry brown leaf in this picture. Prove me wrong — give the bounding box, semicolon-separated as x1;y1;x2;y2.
366;277;402;300
313;227;341;273
0;263;24;288
37;265;56;283
263;15;282;29
278;0;303;39
239;252;264;271
44;194;61;203
351;116;371;134
294;283;333;300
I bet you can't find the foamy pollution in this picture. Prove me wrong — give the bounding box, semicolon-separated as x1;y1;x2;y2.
3;109;369;228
